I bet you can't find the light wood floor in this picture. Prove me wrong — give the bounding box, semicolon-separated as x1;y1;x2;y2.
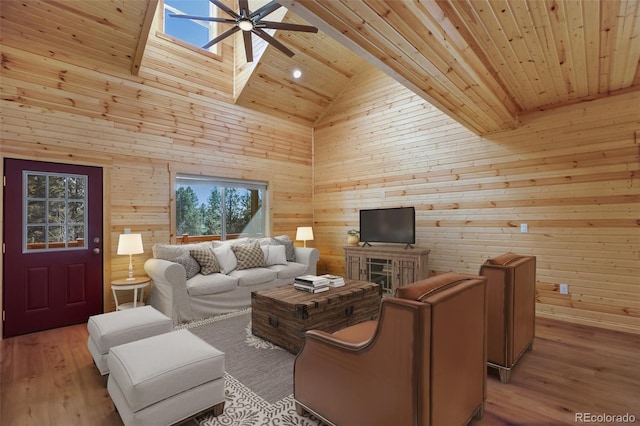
1;317;638;425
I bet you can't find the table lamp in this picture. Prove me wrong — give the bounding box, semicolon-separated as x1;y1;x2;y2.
296;227;314;248
117;233;144;280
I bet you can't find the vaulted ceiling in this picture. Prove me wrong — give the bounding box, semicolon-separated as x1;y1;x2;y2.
1;0;639;135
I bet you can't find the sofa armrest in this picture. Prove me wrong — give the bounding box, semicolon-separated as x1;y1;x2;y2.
294;247;320;275
144;258;193;325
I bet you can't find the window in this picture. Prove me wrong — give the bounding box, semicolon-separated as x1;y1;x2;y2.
23;171;87;252
162;0;219;54
176;175;266;240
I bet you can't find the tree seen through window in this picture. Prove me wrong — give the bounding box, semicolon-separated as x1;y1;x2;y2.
176;177;265;239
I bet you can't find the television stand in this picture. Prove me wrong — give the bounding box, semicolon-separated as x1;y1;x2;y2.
344;245;430;294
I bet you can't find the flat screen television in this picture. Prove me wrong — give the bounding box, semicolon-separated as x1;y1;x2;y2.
359;207;415;247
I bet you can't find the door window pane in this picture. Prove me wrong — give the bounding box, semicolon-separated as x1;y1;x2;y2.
67;176;85;199
27;201;46;223
48;175;66;198
27;174;46;198
23;172;88;252
27;226;46;245
48;201;66;223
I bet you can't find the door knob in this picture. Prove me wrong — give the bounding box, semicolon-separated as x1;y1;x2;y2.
93;248;101;254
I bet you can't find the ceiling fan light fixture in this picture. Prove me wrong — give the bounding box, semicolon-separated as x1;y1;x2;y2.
169;0;318;62
238;19;253;31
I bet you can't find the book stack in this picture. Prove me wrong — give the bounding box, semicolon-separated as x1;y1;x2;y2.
319;274;345;287
294;275;330;293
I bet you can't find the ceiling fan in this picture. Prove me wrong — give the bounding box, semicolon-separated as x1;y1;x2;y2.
169;0;318;62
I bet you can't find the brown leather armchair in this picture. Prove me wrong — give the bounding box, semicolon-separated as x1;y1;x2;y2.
479;253;536;383
293;272;487;426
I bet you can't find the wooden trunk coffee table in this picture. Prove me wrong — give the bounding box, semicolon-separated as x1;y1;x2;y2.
251;279;382;354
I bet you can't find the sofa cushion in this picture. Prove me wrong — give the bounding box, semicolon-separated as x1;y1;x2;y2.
261;245;288;266
229;267;277;287
189;246;221;275
268;261;309;280
169;252;201;279
186;273;238;296
231;242;266;270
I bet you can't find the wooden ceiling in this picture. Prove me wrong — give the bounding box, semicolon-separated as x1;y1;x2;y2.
232;10;369;125
281;0;640;134
1;0;639;134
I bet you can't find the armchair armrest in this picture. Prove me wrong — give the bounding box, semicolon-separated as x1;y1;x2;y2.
144;258;193;324
294;247;320;275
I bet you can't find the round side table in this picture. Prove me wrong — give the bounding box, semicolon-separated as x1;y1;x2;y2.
111;276;151;310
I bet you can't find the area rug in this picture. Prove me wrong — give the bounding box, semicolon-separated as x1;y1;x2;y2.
176;309;324;426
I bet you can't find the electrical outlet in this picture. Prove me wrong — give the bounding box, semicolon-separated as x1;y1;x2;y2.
520;223;528;233
559;284;569;295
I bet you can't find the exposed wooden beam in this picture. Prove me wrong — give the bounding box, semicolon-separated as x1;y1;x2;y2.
131;0;160;76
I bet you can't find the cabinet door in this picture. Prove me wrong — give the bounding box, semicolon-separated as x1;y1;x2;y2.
367;257;394;293
345;253;364;280
395;258;419;287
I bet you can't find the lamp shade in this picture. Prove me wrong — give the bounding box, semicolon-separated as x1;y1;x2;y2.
296;227;314;241
117;233;144;255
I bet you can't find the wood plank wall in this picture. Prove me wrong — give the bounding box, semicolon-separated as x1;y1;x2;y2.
0;29;314;321
1;21;638;336
313;67;640;334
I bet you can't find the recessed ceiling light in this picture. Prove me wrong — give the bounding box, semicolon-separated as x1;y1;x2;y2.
292;69;302;79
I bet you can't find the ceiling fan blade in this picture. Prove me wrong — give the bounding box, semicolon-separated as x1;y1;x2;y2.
253;28;294;57
259;21;318;33
202;26;240;50
250;1;281;20
242;30;253;62
209;0;239;19
238;0;250;17
168;14;236;24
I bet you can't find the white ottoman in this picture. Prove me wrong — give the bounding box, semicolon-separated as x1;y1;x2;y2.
87;306;172;376
107;329;225;426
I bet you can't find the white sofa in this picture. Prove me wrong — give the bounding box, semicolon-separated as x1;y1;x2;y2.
144;236;320;324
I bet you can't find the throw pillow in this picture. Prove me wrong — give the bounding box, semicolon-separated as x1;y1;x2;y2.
213;244;238;274
153;243;187;260
189;246;221;275
153;242;212;260
271;236;296;262
170;252;201;279
231;242;266;270
261;244;288;266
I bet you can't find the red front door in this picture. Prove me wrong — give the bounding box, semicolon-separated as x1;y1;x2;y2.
3;159;103;337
